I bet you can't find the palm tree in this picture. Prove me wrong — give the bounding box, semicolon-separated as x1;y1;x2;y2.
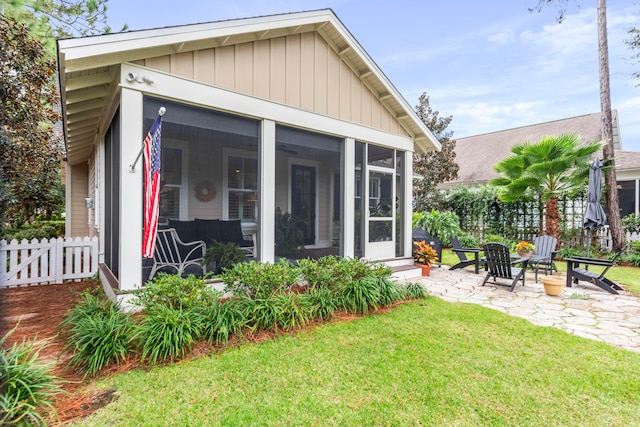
489;134;602;241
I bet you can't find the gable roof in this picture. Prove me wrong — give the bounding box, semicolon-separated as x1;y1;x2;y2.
440;111;622;188
57;9;440;165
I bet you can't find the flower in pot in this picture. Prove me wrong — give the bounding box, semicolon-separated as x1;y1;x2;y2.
414;240;439;276
514;240;535;257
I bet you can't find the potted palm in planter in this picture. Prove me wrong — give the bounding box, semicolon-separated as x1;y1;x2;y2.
413;240;439;276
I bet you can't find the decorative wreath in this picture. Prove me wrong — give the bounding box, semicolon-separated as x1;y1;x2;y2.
194;180;216;202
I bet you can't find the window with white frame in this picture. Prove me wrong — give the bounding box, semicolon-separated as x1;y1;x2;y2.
159;147;182;223
225;153;257;221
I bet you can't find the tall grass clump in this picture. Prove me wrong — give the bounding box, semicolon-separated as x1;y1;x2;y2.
195;299;248;344
376;277;403;305
132;273;215;310
336;276;382;314
305;285;337;320
403;281;427;299
132;305;200;364
221;259;299;298
60;291;135;375
246;293;314;332
0;330;62;426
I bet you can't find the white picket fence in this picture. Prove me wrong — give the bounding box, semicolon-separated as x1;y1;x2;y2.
596;228;640;250
0;237;98;288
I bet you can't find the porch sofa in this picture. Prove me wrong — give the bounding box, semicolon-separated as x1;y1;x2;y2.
167;219;254;254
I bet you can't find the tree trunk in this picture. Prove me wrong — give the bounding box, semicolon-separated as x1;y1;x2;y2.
598;0;626;251
545;197;560;241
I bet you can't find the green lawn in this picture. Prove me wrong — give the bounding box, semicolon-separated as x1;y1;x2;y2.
74;299;640;426
440;249;640;296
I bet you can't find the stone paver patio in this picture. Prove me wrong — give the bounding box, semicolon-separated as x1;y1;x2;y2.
411;266;640;353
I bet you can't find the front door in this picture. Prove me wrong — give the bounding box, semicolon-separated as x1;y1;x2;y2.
292;165;316;245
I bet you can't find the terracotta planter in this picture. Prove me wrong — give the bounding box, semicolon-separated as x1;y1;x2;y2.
421;264;431;276
541;275;565;296
517;251;532;258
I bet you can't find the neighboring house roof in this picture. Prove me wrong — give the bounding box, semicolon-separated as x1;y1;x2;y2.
57;9;440;165
615;150;640;172
440;111;623;188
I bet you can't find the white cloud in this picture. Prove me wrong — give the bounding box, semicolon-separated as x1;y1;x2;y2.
488;31;515;46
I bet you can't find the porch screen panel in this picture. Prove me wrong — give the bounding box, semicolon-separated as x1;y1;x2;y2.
395;150;405;257
141;96;259;281
104;110;120;279
275;125;343;259
354;142;365;258
618;180;636;218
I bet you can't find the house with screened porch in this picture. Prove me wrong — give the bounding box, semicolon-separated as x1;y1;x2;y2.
57;9;441;291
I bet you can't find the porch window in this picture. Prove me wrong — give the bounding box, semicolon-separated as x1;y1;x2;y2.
226;154;257;221
159;147;182;222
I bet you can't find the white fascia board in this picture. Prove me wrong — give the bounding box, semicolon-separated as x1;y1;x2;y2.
327;16;440;152
121;63;415;151
58;10;335;62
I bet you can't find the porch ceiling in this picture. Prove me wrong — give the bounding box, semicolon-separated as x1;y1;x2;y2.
58;9;440;166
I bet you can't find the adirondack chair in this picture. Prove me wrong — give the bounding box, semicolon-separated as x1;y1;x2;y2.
565;244;627;294
528;235;558;282
148;228;206;280
481;242;529;291
449;236;482;274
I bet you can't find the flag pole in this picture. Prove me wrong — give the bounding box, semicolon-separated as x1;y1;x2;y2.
129;107;166;173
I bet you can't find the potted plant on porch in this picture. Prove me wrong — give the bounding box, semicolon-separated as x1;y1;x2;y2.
413;240;439;276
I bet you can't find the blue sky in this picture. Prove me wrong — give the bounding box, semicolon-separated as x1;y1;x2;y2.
105;0;640;151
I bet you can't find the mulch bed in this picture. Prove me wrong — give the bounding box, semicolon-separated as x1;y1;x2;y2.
0;280;104;425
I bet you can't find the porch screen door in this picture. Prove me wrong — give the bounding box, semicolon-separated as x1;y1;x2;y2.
364;145;396;260
366;169;395;259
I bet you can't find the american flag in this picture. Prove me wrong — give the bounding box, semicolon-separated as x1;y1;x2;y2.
142;115;163;258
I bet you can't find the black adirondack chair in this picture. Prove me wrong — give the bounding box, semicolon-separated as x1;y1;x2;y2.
565;244;627;294
529;235;558;282
449;236;482;274
481;242;529;291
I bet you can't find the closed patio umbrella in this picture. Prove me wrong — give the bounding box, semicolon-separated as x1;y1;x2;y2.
583;158;607;257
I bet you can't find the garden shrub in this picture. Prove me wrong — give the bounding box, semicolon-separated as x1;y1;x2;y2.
0;220;65;242
457;233;479;248
0;330;62;426
132;273;216;310
133;305;200;364
60;292;136;375
556;246;585;260
622;213;640;234
482;234;511;246
221;259;299;299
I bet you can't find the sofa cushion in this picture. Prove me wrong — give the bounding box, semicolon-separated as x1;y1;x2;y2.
221;220;245;244
168;219;198;243
195;218;222;245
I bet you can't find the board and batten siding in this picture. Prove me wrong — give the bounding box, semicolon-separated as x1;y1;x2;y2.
68;163;89;237
133;32;408;137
